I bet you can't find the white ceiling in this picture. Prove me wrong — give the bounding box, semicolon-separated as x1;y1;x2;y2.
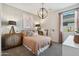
6;3;78;15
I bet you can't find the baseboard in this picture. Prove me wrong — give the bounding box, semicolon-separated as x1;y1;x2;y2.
52;41;61;44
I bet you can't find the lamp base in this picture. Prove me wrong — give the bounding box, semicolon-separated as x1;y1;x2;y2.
9;26;15;34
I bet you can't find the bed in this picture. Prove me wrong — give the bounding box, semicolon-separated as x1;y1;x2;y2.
22;32;52;55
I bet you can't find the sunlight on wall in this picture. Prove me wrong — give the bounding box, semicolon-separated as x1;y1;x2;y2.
0;4;1;56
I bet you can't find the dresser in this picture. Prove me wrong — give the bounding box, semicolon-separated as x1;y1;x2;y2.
1;33;22;50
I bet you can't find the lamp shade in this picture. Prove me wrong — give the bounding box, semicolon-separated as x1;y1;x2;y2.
8;21;16;25
35;24;40;27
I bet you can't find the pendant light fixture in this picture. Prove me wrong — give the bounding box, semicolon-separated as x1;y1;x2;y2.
38;3;48;19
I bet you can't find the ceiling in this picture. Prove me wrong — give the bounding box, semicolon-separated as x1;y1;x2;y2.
6;3;78;15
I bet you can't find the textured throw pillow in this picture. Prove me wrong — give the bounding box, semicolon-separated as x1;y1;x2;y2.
38;30;44;35
26;30;33;36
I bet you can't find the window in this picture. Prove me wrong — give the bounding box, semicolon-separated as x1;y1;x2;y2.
63;10;75;32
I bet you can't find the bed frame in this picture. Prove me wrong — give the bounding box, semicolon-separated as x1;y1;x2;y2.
23;44;49;55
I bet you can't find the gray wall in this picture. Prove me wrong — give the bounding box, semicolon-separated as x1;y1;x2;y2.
1;4;39;34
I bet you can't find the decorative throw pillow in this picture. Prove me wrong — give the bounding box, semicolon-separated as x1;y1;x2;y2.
26;30;33;36
38;30;44;35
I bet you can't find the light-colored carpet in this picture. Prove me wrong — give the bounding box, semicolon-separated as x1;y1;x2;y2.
2;43;62;56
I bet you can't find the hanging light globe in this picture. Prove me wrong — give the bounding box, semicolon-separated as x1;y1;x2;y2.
38;3;48;19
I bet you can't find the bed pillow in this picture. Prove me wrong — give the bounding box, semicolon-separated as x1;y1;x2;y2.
38;30;44;35
33;32;38;36
22;30;33;36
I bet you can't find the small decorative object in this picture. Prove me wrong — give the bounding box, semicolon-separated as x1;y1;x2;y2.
8;21;16;34
37;3;48;19
74;35;79;44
